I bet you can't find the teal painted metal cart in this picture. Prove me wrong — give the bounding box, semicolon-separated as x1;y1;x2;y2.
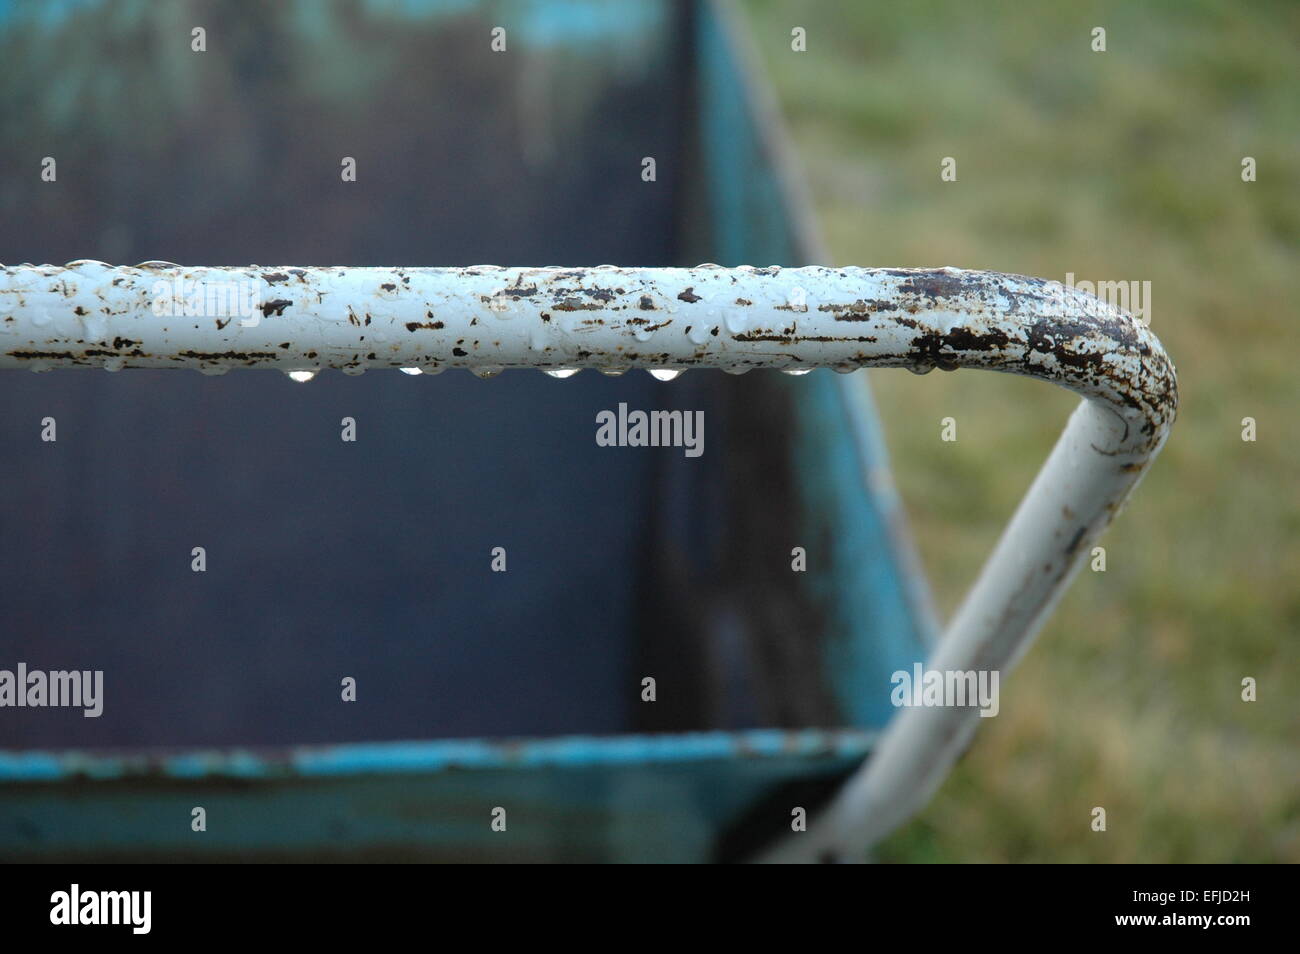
0;0;1174;862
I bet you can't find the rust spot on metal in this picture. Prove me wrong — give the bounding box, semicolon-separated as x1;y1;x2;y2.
626;318;671;333
83;347;145;357
733;333;879;344
677;288;702;303
553;297;600;312
260;299;292;318
896;269;971;303
819;299;890;317
177;350;279;361
945;326;1011;352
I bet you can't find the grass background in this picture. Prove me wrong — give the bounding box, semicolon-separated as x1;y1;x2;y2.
742;0;1298;862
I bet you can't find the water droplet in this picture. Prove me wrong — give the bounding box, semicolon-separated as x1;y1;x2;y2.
906;364;935;376
199;365;229;376
723;309;748;334
833;365;858;375
545;368;579;379
687;324;713;345
782;368;813;376
82;314;108;341
723;366;750;375
648;369;681;381
28;362;52;373
471;367;502;379
399;367;422;375
600;367;629;377
342;366;366;376
287;370;318;383
103;357;124;372
422;365;445;375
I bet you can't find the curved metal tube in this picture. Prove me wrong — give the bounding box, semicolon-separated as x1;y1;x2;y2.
0;262;1177;859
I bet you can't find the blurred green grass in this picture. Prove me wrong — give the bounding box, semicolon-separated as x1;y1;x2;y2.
744;0;1299;862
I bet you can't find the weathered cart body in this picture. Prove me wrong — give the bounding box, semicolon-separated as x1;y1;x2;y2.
0;0;1173;862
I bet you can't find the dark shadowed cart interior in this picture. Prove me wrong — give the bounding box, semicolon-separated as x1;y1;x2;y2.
0;0;935;861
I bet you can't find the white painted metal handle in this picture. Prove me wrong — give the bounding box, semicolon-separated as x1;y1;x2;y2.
0;262;1177;860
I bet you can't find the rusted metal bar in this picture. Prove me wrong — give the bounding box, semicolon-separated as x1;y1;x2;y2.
2;262;1169;397
0;261;1177;859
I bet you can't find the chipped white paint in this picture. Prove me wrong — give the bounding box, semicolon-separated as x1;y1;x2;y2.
0;261;1177;860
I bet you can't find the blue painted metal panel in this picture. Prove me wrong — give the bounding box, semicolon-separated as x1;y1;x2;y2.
1;730;874;861
689;0;932;724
